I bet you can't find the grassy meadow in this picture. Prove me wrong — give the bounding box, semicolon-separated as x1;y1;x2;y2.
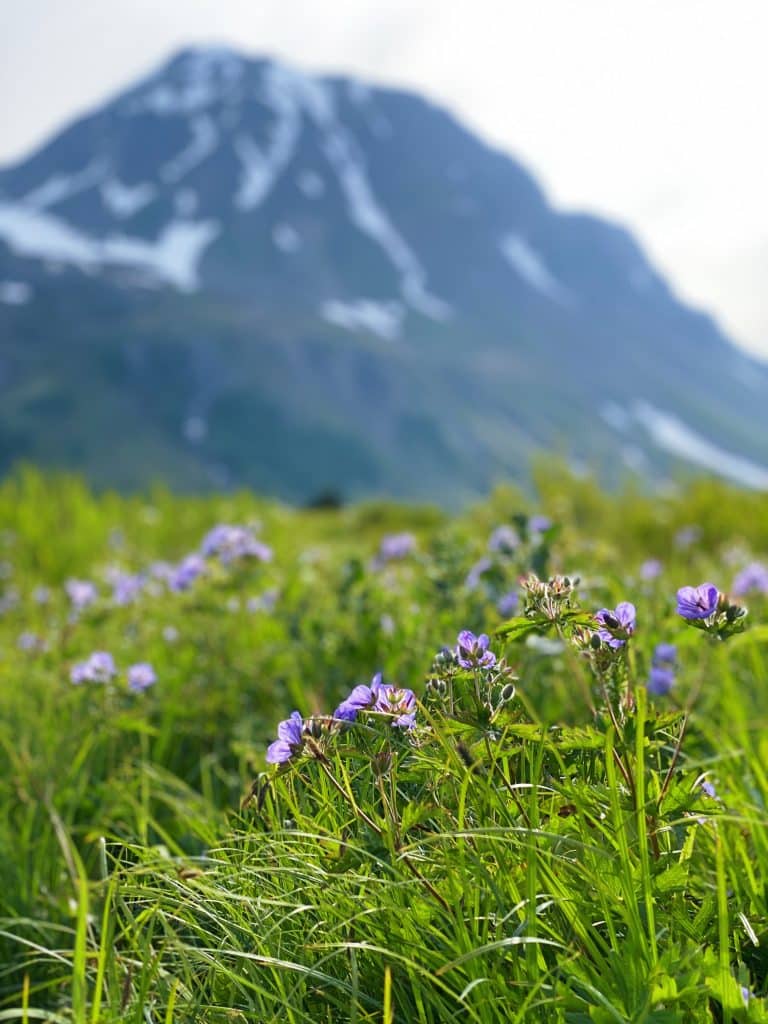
1;464;768;1022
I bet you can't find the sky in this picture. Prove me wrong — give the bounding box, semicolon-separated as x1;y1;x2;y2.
1;0;767;360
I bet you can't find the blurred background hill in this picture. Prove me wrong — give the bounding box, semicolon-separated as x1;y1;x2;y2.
1;8;767;505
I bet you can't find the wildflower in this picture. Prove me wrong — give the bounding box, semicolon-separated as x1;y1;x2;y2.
149;561;175;582
162;625;179;643
700;780;717;799
169;554;206;592
32;585;51;605
112;572;143;606
648;666;675;695
529;515;552;535
648;643;677;693
521;573;578;619
65;579;97;610
70;651;116;684
265;711;305;765
674;525;701;549
334;674;381;721
465;557;492;591
640;558;662;580
374;533;415;569
17;631;39;651
653;642;677;665
201;524;272;565
373;683;417;729
456;630;496;669
497;591;519;617
676;583;719;620
489;525;519;554
732;562;768;597
127;663;156;692
594;602;636;649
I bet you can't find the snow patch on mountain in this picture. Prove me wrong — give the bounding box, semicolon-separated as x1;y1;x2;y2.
0;201;218;292
101;178;156;218
128;48;244;115
264;63;450;321
634;400;768;490
321;298;404;341
23;160;107;210
297;170;325;198
272;224;300;252
0;281;32;305
600;401;631;432
175;189;198;217
161;115;218;183
500;235;572;306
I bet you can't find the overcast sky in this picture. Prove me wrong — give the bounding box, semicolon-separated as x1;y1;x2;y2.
2;0;767;359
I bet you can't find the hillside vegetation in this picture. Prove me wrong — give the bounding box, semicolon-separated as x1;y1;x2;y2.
1;464;768;1022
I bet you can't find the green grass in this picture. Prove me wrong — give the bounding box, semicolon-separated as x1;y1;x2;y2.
0;463;767;1021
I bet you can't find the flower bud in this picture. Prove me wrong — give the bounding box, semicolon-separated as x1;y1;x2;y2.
500;682;516;703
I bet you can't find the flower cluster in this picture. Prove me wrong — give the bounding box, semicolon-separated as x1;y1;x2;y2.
334;673;417;729
201;524;273;566
70;651;156;692
521;573;579;621
732;562;768;597
70;651;116;684
265;674;418;766
109;570;144;606
373;533;417;568
65;578;97;611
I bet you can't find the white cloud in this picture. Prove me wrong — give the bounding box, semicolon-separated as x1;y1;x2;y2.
1;0;767;356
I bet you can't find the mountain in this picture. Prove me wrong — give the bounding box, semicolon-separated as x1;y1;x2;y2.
1;46;767;504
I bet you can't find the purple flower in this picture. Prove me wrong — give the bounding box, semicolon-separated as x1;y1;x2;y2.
149;561;175;582
334;674;381;722
529;515;552;535
112;572;144;606
497;591;519;617
465;557;492;592
32;585;51;605
65;579;97;610
377;533;416;564
266;711;304;765
169;554;206;592
676;583;719;620
674;525;701;549
594;602;636;649
489;525;519;554
373;683;417;729
732;562;768;597
17;631;39;651
201;524;272;565
456;630;496;669
640;559;663;581
701;779;717;799
70;651;116;684
648;666;675;695
127;663;156;692
653;643;677;666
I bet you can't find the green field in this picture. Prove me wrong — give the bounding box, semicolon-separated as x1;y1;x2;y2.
1;464;768;1022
